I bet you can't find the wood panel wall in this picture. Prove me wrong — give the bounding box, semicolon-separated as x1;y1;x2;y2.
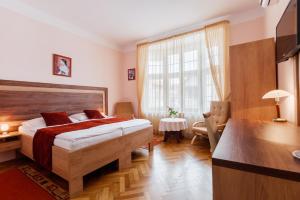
0;80;108;131
230;38;277;121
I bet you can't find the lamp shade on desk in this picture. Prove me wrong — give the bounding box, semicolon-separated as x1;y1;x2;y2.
262;89;290;122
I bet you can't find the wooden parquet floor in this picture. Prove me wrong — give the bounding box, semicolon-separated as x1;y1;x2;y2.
0;137;212;200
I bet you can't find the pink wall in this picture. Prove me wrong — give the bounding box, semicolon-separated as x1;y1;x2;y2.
0;7;123;162
264;0;290;39
277;58;297;123
122;1;299;124
121;17;268;115
264;0;297;123
121;51;138;116
230;17;265;46
0;0;297;163
230;0;296;123
0;7;123;115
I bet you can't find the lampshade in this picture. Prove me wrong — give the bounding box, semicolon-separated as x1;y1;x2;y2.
262;90;290;99
0;124;9;132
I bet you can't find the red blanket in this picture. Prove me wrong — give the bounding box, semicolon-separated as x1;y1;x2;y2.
33;118;127;171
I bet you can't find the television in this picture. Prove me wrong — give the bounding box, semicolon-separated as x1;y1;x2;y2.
276;0;300;63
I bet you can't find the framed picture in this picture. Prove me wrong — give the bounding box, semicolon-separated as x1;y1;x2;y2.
53;54;72;77
128;68;135;80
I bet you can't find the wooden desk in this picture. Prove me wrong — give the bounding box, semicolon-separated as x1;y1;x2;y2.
212;119;300;200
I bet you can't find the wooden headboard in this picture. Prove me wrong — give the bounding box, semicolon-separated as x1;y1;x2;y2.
0;80;108;131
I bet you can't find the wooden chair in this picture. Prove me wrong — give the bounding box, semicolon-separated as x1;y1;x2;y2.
113;102;135;120
191;101;229;145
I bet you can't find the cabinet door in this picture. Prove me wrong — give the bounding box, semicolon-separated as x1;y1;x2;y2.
230;38;277;121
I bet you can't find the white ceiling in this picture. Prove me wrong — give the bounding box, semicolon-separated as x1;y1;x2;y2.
14;0;260;49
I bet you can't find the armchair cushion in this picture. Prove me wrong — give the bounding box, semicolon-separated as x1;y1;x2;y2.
210;101;230;124
192;120;205;127
114;113;135;120
192;101;229;138
192;126;208;135
205;115;220;152
114;102;134;116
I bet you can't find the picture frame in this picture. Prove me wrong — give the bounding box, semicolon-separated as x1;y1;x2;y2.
128;68;135;80
53;54;72;77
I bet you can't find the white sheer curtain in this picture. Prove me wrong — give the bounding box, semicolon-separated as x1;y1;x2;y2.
205;21;230;101
137;44;149;118
140;30;218;134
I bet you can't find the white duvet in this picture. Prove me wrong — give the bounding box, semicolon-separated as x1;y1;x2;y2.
19;119;152;150
55;119;151;142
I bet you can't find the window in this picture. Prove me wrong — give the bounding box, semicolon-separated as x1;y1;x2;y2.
142;31;218;117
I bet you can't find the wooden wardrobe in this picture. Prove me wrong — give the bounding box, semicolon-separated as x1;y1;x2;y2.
230;38;277;121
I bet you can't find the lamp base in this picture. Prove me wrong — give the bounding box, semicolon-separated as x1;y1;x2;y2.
272;118;287;122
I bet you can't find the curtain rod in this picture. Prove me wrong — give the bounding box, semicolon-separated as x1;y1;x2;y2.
137;20;229;47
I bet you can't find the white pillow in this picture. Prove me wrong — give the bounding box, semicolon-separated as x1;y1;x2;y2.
22;116;78;130
21;117;46;130
69;113;88;121
20;124;40;133
69;117;79;123
101;112;108;118
70;112;109;121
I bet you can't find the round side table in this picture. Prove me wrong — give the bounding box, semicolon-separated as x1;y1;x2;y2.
159;118;188;143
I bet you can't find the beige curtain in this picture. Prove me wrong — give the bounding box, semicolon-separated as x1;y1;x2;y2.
136;21;230;135
204;21;230;101
136;44;149;118
138;32;218;135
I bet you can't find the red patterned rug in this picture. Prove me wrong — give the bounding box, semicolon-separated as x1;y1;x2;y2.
0;165;69;200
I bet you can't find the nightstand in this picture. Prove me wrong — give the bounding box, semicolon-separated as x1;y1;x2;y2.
0;132;22;153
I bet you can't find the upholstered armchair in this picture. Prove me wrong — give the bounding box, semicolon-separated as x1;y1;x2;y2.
191;101;230;145
113;102;135;120
204;115;221;152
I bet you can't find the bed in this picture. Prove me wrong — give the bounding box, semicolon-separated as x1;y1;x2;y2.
0;80;153;197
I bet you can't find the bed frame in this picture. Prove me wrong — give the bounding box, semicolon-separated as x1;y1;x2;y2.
21;127;153;197
0;79;153;197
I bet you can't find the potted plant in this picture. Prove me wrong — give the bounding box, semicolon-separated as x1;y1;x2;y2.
168;107;178;118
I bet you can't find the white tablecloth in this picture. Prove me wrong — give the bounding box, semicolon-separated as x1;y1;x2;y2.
159;118;188;132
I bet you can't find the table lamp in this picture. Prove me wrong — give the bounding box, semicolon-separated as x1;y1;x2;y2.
1;124;9;134
262;89;290;122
